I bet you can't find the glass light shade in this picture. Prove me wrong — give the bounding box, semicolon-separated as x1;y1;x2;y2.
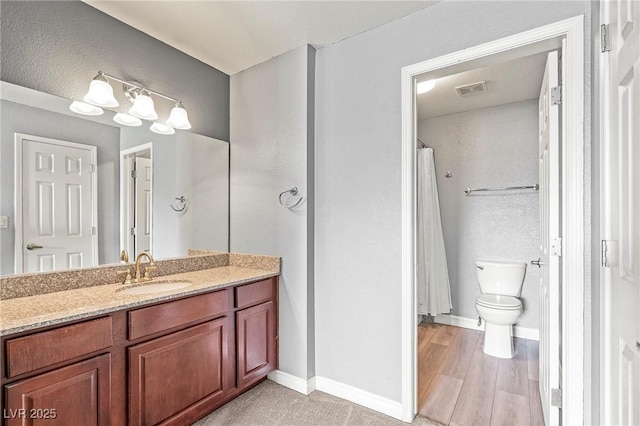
84;78;119;107
150;122;175;135
129;93;158;120
417;79;436;94
113;113;142;127
166;104;192;130
69;101;104;116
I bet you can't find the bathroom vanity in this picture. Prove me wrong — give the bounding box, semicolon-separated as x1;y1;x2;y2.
0;254;279;425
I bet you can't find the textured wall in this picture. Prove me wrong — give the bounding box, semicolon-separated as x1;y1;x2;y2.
230;45;315;380
418;100;540;329
315;0;592;405
0;1;229;141
0;100;120;275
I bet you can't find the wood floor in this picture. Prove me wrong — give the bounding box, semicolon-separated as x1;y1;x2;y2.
417;323;544;426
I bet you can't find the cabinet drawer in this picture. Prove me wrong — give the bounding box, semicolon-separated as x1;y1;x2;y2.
5;317;113;378
235;279;274;309
128;290;228;340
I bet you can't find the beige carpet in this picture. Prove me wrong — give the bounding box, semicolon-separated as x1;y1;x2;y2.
193;380;442;426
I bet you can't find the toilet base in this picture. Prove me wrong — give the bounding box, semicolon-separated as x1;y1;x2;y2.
482;322;514;358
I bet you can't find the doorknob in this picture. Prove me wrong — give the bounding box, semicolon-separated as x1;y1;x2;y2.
531;258;543;267
26;243;43;250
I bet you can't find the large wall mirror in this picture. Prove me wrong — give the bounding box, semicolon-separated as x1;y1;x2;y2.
0;82;229;277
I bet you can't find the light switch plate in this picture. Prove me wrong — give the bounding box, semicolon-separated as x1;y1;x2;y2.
0;216;8;229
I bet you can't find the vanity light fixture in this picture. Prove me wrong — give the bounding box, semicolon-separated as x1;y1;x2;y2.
69;101;104;116
128;90;158;121
166;102;192;130
83;73;119;107
113;113;142;127
70;71;192;135
150;122;175;135
417;79;436;94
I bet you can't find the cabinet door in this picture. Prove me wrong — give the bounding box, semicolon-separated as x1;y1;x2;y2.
236;300;276;389
4;354;111;426
128;318;228;426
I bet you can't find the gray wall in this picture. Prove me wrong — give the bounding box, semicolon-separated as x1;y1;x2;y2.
0;1;229;141
315;0;593;409
0;100;120;275
230;45;316;380
418;100;540;329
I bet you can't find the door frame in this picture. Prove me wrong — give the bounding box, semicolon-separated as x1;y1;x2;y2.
119;143;153;257
400;16;585;423
14;133;98;273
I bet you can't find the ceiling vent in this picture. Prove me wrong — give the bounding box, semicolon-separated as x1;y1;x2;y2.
455;81;488;97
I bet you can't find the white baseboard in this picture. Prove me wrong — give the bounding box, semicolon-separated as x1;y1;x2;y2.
267;370;316;395
434;314;539;341
314;376;404;421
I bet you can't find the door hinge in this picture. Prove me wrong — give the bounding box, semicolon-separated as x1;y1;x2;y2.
551;237;562;257
551;388;562;408
601;239;610;267
131;170;137;179
91;226;97;236
550;85;562;105
601;24;612;53
130;227;136;236
89;164;96;173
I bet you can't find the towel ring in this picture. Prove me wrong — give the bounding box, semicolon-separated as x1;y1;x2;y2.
279;187;303;209
170;196;187;212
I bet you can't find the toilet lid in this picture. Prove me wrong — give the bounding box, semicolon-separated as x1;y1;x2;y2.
476;294;522;309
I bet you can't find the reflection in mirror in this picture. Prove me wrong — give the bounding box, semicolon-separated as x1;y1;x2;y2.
0;82;229;277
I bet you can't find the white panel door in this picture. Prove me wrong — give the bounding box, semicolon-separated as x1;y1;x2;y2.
20;136;96;273
135;157;152;254
602;1;640;424
538;50;561;426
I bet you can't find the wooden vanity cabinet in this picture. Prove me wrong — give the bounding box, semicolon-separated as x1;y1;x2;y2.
128;318;229;426
1;276;279;426
4;354;111;426
234;279;279;390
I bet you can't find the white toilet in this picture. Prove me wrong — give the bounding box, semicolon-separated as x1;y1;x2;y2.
475;259;527;358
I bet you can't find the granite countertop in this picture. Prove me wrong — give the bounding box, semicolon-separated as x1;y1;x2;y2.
0;265;279;337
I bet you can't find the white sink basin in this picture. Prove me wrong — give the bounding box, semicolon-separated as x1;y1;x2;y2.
117;281;193;295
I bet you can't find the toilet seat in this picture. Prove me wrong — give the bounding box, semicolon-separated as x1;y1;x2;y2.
476;294;522;310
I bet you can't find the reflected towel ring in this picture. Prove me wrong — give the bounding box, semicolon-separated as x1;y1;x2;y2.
170;196;187;212
279;187;303;209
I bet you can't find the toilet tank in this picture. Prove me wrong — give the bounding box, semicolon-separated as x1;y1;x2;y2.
475;259;527;297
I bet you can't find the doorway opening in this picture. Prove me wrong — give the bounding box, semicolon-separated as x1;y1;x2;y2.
120;143;153;258
400;16;585;424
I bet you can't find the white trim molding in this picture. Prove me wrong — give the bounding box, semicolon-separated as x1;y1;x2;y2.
267;370;316;395
433;314;540;341
401;15;584;425
267;373;404;420
315;376;404;421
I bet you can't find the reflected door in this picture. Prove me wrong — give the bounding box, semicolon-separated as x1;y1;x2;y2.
19;134;97;273
135;157;152;253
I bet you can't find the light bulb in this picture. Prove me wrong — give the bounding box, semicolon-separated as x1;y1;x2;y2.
129;92;158;120
417;79;436;94
166;102;192;130
83;75;119;107
150;122;175;135
113;113;142;127
69;101;104;116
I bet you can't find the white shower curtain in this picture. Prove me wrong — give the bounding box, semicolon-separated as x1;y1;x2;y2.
417;148;452;316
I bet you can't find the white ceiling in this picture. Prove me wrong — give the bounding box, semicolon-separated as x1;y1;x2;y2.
417;52;548;120
85;1;438;75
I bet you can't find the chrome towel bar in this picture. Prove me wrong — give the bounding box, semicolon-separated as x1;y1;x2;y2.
464;184;539;195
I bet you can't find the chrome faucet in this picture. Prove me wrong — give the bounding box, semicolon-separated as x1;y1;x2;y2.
134;252;157;283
